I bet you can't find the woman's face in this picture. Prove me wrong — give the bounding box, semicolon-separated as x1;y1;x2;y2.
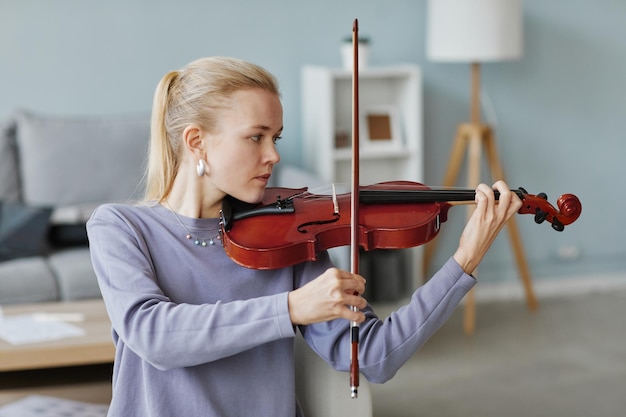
205;88;283;204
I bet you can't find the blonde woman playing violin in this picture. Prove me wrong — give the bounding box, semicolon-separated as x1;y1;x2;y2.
87;56;521;417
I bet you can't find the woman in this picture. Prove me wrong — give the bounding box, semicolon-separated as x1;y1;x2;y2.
87;56;521;416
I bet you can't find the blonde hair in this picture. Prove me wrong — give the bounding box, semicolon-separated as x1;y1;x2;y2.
143;56;280;202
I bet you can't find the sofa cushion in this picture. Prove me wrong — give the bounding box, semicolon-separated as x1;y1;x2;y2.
15;111;149;207
0;200;53;261
0;256;59;305
0;118;20;202
47;248;100;301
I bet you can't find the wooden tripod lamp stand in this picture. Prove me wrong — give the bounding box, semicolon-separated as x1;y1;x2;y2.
426;0;537;335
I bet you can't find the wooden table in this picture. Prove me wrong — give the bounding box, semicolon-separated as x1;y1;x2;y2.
0;299;115;405
0;299;115;372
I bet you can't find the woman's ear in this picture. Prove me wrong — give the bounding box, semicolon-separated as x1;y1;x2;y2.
182;124;205;158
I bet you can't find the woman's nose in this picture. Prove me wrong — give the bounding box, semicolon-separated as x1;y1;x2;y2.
264;141;280;164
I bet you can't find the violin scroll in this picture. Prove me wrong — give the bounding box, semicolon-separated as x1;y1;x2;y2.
517;189;582;232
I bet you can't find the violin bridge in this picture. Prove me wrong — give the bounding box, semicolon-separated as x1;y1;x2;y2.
332;183;339;214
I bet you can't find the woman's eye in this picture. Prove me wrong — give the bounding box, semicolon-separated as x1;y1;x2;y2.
249;134;281;144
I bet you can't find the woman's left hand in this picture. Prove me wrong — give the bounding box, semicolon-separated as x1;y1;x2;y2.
452;181;522;275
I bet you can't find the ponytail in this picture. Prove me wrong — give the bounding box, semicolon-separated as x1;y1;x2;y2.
144;71;179;202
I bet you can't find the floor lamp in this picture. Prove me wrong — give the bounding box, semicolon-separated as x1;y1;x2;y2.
425;0;538;335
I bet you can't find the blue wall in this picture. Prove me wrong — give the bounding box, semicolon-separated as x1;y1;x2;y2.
1;0;624;284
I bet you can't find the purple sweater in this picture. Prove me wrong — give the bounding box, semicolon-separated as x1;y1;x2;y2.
86;202;475;417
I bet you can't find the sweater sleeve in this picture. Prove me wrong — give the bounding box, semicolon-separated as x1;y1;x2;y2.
86;205;295;371
300;257;476;383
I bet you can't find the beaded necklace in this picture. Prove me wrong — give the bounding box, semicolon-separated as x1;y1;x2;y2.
164;200;222;247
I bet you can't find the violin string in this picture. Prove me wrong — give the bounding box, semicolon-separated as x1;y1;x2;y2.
289;184;499;210
306;183;480;194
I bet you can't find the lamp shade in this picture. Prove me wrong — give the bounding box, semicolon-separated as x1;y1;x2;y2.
427;0;523;62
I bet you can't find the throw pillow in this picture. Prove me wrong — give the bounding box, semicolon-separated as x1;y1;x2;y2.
0;200;53;261
15;110;150;207
48;224;88;247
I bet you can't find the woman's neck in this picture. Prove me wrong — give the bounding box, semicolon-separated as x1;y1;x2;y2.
167;173;223;219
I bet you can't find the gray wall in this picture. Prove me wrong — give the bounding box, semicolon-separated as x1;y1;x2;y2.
1;0;623;284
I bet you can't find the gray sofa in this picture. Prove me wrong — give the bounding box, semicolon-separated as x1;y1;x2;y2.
0;110;372;416
0;110;149;305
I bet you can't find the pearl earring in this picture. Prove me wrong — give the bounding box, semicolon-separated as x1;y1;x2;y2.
196;159;207;177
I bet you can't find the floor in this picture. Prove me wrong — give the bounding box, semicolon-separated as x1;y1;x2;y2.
370;288;626;417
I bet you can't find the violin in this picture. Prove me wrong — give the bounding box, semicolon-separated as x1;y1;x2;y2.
219;181;582;270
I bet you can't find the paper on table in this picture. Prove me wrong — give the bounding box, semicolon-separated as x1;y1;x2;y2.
0;395;108;417
0;311;85;345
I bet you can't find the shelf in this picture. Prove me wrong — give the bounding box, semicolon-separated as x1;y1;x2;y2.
314;65;423;79
333;146;412;161
302;64;423;185
301;64;425;292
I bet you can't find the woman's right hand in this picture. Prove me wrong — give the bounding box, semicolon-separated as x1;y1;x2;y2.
288;267;367;325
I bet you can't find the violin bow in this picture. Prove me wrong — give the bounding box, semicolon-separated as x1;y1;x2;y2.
350;17;360;399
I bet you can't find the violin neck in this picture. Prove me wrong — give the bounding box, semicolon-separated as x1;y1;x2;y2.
359;188;524;204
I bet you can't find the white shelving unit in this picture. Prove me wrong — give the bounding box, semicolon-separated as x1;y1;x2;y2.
301;65;425;297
